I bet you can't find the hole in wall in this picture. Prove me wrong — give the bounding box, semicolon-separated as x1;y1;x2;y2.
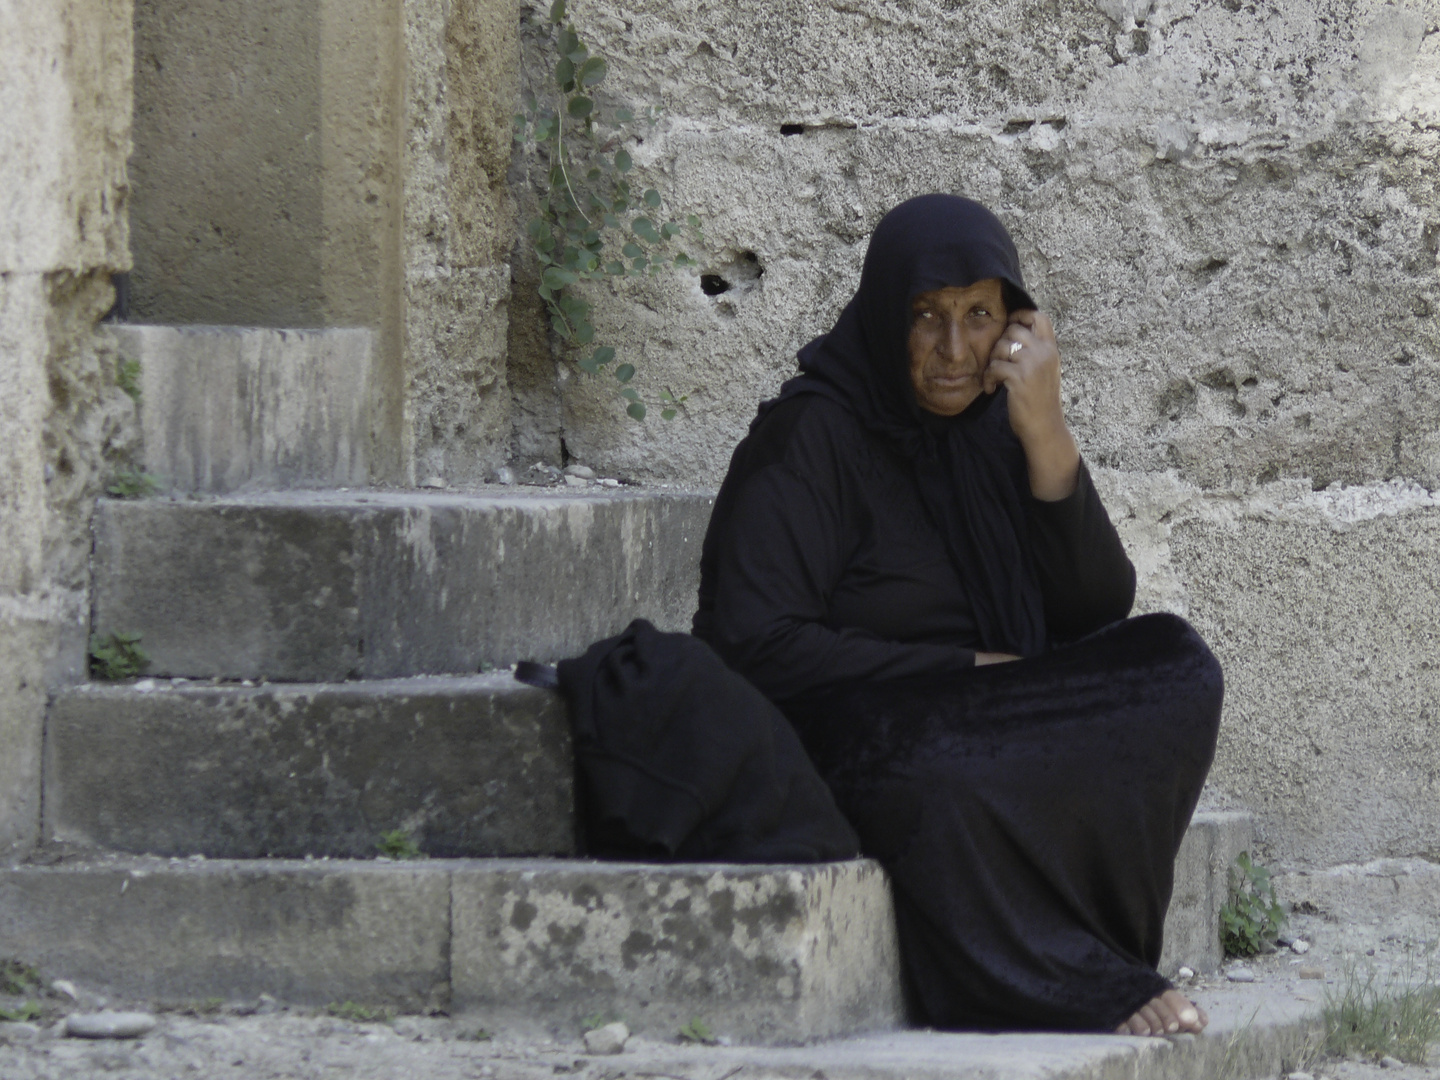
1002;119;1034;135
780;123;806;136
700;251;766;309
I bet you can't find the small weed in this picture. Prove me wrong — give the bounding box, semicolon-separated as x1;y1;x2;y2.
107;467;161;499
677;1016;716;1045
0;961;40;997
89;631;150;680
1220;851;1287;957
458;1028;493;1042
0;1002;42;1023
325;1001;393;1023
1323;951;1440;1064
376;829;423;860
116;357;142;402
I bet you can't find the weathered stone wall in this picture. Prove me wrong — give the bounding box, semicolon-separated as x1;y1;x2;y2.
0;0;137;856
510;0;1440;867
405;0;520;484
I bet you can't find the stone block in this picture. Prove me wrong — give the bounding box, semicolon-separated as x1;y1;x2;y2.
450;859;903;1044
0;858;452;1011
1160;811;1254;976
44;676;573;859
116;325;374;492
90;490;713;680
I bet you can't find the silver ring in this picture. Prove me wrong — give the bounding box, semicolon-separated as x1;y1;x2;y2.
1009;341;1022;357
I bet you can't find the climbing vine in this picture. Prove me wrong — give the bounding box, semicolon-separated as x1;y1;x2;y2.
513;0;699;420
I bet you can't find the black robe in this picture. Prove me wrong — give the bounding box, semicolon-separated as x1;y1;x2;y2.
692;195;1223;1032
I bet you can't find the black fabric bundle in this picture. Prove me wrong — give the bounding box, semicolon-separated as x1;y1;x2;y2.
550;618;859;863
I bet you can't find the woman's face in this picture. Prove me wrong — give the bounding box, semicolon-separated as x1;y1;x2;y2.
907;279;1008;416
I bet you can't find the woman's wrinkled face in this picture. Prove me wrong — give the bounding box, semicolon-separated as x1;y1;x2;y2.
907;279;1008;416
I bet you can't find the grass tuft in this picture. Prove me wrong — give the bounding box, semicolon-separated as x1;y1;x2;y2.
325;1001;394;1023
1220;851;1287;957
1323;950;1440;1064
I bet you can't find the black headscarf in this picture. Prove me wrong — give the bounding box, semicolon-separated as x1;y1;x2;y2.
761;194;1048;656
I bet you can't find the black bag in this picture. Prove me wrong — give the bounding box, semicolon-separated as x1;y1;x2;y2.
521;619;859;862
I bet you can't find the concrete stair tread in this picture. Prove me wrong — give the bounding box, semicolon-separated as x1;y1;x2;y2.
0;855;902;1045
90;489;714;681
45;674;573;860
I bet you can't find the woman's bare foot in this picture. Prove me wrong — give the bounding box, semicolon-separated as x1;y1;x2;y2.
1114;989;1208;1036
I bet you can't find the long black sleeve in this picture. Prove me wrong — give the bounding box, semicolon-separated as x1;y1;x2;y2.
1025;460;1136;641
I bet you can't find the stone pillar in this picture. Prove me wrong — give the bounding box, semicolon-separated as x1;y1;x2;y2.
127;0;518;486
0;0;135;856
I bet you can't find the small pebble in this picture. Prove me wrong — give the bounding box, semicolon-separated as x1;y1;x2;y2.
1287;1072;1315;1080
133;679;156;692
51;979;78;1001
599;478;621;488
65;1011;157;1039
419;476;447;489
495;466;516;486
564;475;589;487
1291;939;1310;954
564;465;596;479
1176;966;1195;980
1380;1056;1404;1069
1298;965;1325;979
583;1022;629;1056
0;1022;41;1041
1226;967;1256;983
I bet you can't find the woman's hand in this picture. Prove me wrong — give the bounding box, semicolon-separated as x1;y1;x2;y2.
984;310;1080;501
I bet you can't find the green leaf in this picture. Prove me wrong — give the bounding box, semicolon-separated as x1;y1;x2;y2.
631;256;649;271
632;217;662;244
673;253;693;267
627;401;647;421
614;148;632;173
575;321;595;344
542;266;577;289
586;167;602;181
603;213;621;230
661;408;677;420
620;387;641;402
622;242;643;259
605;260;626;275
548;0;566;24
555;56;575;90
579;56;607;88
568;95;594;119
687;214;701;229
644;188;662;208
661;222;677;240
615;363;635;383
527;216;548;240
590;346;616;367
578;354;602;374
551;314;570;338
614;107;634;123
558;26;580;56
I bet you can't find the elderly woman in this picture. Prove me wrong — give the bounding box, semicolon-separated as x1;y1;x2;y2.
692;195;1222;1035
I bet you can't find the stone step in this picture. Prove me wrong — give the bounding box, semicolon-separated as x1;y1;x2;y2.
90;489;714;681
43;676;575;860
0;856;903;1046
114;325;375;494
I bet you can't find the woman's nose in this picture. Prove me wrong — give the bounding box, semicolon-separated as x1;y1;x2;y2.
937;319;965;361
